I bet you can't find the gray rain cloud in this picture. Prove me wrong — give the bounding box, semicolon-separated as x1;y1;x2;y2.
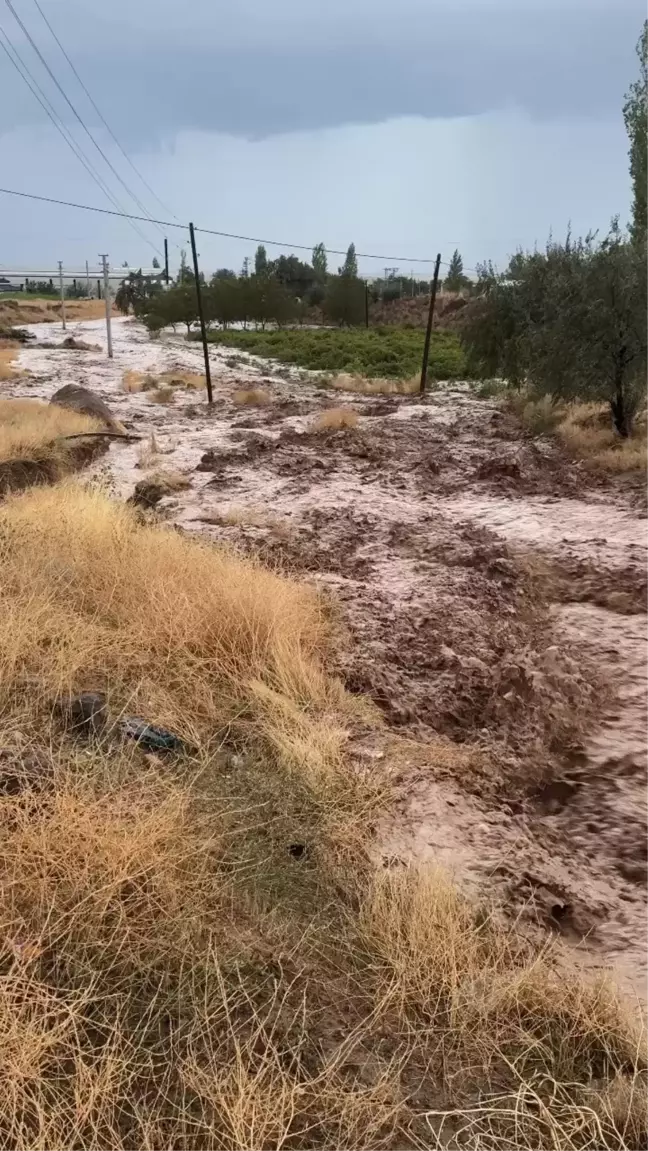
1;0;643;144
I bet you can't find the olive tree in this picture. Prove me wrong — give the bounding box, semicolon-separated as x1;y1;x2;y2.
462;225;647;434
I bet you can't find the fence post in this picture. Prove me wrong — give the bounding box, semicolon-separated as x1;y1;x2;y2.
99;254;113;359
58;261;66;330
188;222;213;404
419;253;442;395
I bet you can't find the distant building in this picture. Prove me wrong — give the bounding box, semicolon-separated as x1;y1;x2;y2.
0;277;17;293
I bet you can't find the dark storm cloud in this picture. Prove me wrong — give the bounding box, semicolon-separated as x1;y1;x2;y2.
0;0;643;144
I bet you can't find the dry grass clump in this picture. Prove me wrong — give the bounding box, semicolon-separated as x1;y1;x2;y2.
0;340;23;380
160;370;206;390
122;369;159;393
144;467;191;494
0;398;99;463
510;395;647;472
148;384;176;405
312;406;359;431
232;386;272;406
332;372;419;396
556;402;647;472
0;483;351;765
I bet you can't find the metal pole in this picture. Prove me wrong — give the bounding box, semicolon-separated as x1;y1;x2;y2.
85;260;90;297
188;222;213;404
364;282;369;328
99;253;113;358
419;253;442;395
97;279;101;300
58;260;66;330
164;238;169;284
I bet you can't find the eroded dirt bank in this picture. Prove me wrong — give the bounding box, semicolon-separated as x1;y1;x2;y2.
9;315;647;998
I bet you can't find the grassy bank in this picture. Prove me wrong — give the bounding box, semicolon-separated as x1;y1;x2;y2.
0;481;643;1150
205;327;467;380
508;394;647;474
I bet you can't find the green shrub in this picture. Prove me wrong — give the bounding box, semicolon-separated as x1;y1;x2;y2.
204;327;468;381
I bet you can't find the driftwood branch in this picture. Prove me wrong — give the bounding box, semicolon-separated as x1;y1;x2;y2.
58;431;142;442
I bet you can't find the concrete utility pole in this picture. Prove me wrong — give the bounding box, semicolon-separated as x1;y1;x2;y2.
58;260;66;330
99;253;113;358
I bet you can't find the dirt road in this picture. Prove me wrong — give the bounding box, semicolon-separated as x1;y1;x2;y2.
9;316;647;1000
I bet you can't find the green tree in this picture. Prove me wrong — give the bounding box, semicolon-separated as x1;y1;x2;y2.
461;226;647;435
255;244;268;276
312;242;327;278
443;249;469;292
623;21;648;246
177;249;193;283
152;257;160;269
339;243;358;278
324;274;365;326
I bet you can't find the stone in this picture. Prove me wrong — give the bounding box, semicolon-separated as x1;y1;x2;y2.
50;384;126;433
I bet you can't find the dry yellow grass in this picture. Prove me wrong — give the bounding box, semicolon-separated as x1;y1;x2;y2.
148;384;176;404
0;398;99;463
0;483;350;764
332;372;419;396
0;341;23;380
0;484;643;1149
122;369;159;393
160;369;206;390
232;386;272;406
511;395;647;473
312;406;359;431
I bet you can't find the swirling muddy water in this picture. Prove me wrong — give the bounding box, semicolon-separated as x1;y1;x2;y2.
442;492;647;998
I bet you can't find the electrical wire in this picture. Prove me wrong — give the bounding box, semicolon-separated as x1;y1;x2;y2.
0;29;161;256
0;185;475;269
3;0;164;243
30;0;179;223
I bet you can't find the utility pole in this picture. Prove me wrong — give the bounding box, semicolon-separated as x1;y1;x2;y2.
58;261;66;330
99;254;113;358
85;260;90;297
188;222;213;404
164;238;169;284
419;253;442;395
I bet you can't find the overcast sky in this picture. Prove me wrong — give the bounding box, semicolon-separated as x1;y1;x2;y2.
0;0;643;276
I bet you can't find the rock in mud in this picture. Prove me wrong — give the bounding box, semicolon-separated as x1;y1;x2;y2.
50;384;126;433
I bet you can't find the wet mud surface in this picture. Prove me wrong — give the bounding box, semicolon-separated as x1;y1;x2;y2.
9;316;647;1000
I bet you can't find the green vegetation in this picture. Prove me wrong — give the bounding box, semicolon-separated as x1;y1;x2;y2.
462;223;646;434
624;20;647;246
205;326;467;380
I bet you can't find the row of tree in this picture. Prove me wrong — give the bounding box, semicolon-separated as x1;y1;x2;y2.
115;263;368;333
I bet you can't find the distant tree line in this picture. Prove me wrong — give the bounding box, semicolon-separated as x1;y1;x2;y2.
115;240;370;332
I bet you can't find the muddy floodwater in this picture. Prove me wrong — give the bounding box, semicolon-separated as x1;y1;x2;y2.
11;316;648;1001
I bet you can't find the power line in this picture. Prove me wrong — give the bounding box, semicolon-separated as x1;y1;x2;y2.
3;0;163;246
29;0;178;224
0;26;160;256
0;31;123;218
0;185;473;268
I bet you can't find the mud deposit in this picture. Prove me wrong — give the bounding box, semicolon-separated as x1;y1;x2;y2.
9;316;647;1000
